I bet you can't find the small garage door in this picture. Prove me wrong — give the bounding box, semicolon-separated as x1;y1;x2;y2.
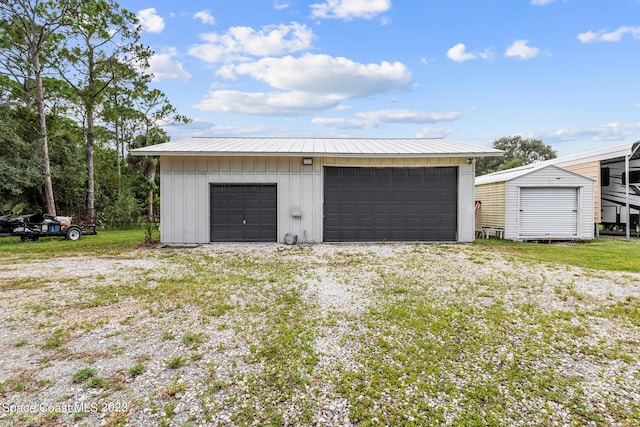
519;187;578;238
210;184;277;242
324;167;457;242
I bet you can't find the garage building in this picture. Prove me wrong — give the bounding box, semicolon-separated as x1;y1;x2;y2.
131;137;502;244
475;165;595;240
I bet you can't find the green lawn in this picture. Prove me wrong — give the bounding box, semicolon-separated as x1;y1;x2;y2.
0;229;145;261
475;238;640;273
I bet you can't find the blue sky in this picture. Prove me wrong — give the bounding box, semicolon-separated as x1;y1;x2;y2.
120;0;640;156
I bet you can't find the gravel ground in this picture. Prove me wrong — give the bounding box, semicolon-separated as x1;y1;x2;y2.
0;243;639;426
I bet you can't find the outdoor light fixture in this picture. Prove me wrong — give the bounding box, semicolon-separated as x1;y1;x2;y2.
467;158;474;164
302;158;313;165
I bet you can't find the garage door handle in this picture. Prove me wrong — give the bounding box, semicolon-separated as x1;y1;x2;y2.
243;219;246;225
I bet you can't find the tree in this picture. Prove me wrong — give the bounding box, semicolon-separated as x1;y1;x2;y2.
54;0;151;223
124;88;190;221
476;136;557;176
0;0;76;215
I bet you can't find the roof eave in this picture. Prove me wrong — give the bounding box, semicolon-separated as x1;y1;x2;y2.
130;150;504;158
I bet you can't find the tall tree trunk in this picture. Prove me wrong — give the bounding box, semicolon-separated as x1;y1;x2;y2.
146;163;156;222
85;106;95;223
32;51;56;216
147;187;153;222
115;119;121;196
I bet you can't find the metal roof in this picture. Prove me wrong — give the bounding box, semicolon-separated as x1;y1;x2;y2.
475;164;594;185
476;141;640;185
129;137;503;158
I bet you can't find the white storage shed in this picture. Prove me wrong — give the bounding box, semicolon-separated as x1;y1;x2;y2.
475;165;595;241
131;137;502;244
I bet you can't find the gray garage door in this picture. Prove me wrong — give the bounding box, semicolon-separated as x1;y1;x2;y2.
324;167;457;242
210;184;277;242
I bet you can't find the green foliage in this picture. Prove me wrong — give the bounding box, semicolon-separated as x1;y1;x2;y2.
476;136;557;176
72;367;97;383
0;2;189;227
166;356;186;369
129;363;145;377
100;190;141;229
142;220;159;244
0;105;43;204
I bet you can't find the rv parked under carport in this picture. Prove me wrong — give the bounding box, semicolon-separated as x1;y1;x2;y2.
131;137;502;244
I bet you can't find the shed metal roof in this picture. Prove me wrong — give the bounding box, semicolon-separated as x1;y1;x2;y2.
129;137;503;158
476;141;640;185
475;164;595;185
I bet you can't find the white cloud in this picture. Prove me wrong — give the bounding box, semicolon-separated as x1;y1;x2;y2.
446;43;477;63
479;48;495;60
196;54;411;115
312;109;460;129
505;40;541;59
193;10;216;25
274;1;290;10
553;122;640;141
531;0;556;5
220;54;411;99
356;109;460;123
416;127;455;138
137;8;165;33
577;26;640;43
194;90;340;115
188;23;314;63
311;117;375;129
148;48;191;82
310;0;391;20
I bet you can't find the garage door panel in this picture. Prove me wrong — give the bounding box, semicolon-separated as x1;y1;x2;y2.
324;167;457;242
210;184;277;242
519;187;578;238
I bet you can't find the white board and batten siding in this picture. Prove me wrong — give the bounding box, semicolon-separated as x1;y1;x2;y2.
505;167;594;240
160;155;476;244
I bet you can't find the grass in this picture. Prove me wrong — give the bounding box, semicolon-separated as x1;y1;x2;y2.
0;229;145;262
476;238;640;273
129;363;145;378
166;356;187;369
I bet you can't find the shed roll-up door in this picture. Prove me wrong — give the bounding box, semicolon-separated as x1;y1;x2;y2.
323;167;457;242
519;187;578;238
210;184;277;242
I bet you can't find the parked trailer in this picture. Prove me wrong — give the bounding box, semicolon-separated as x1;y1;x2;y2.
601;158;640;232
0;213;97;242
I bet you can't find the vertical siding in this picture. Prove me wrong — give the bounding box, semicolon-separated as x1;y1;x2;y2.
563;161;601;223
474;183;506;230
160;156;473;244
505;167;594;240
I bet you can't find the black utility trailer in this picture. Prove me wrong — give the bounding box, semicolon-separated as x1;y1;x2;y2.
0;213;97;242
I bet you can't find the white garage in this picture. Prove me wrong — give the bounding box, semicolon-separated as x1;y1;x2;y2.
475;165;595;241
131;137;502;244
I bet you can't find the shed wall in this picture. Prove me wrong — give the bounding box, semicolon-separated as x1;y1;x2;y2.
562;161;601;223
475;182;506;230
504;167;594;240
160;156;475;244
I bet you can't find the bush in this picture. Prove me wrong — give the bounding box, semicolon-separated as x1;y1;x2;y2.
101;191;141;229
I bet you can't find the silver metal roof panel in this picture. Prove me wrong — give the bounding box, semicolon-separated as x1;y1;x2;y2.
130;137;503;158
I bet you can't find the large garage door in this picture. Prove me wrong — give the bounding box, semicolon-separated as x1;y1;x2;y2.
324;167;457;242
519;187;578;238
210;184;277;242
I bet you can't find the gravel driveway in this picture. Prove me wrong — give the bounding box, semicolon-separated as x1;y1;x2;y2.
0;243;639;426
